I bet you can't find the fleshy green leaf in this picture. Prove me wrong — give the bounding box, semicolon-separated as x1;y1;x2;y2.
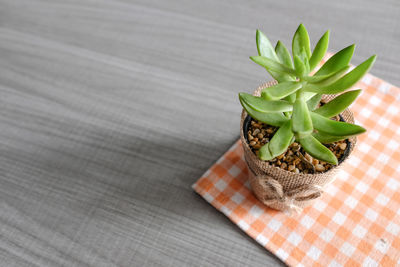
266;121;294;159
292;98;313;139
261;81;303;100
300;48;311;74
311;112;366;136
311;66;350;86
250;56;297;76
239;93;293;113
314;90;361;118
284;94;296;103
298;135;338;165
302;73;332;83
303;92;317;101
302;65;349;83
307;94;322;111
309;30;330;71
272;71;293;83
275;41;294;68
240;98;289;127
259;143;274;161
294;55;306;76
315;44;355;76
309;55;376;94
256;29;280;61
292;24;311;60
313;131;350;144
270;70;295;83
256;30;294;82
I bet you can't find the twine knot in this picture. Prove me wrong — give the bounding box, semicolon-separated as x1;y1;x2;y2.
259;176;323;214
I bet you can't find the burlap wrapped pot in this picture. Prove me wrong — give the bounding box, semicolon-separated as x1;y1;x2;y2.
240;81;356;213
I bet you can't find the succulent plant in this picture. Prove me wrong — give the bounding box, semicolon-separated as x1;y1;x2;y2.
239;24;376;165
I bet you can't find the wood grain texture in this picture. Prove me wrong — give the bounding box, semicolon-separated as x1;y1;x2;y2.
0;0;398;266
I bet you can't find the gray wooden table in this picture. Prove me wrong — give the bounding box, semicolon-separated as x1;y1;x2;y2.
0;0;399;266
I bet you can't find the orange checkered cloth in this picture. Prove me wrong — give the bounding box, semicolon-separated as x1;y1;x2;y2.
193;72;400;266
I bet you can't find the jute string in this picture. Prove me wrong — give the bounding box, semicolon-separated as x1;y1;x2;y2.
240;81;356;213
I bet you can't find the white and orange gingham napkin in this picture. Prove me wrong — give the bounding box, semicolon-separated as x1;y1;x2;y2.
193;60;400;266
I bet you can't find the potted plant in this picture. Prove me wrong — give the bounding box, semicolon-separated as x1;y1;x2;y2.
239;24;376;213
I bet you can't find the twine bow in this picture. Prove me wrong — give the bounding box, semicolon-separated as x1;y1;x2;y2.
259;176;323;214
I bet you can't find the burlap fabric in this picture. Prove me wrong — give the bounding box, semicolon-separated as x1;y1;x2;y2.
240;81;356;212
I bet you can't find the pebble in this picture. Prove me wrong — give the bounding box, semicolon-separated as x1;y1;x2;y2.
339;143;347;150
291;143;300;151
288;165;295;171
312;159;319;165
249;141;256;146
253;144;262;149
315;164;325;172
281;162;287;169
294;168;300;174
305;153;312;162
252;129;260;136
257;133;264;139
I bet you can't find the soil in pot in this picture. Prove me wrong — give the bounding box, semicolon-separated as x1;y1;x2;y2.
243;115;351;174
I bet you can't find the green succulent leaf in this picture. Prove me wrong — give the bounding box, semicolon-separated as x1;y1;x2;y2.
239;93;293;113
302;65;349;83
298;135;338;165
261;81;303;100
292;24;311;60
256;29;280;62
311;66;350;86
309;55;377;94
294;55;306;76
272;71;295;83
309;30;330;71
314;90;361;118
259;121;294;160
300;48;311;74
303;92;317;101
240;98;289;127
250;56;297;76
284;94;296;104
292;98;313;139
311;112;366;136
313;131;351;144
275;41;294;68
259;143;274;161
315;44;355;76
302;73;332;83
256;30;294;82
273;71;294;83
307;93;322;111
